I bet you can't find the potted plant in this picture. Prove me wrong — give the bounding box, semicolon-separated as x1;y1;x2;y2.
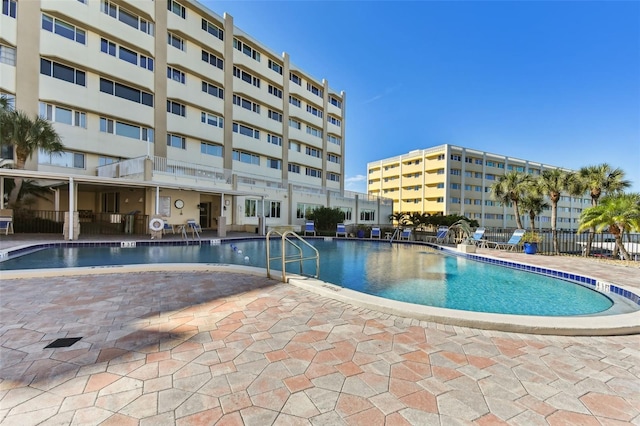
355;224;370;238
521;232;543;255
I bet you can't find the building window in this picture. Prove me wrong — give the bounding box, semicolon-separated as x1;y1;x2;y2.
42;14;85;44
38;148;85;169
2;0;16;18
305;147;321;158
360;210;375;221
201;112;223;127
267;134;282;146
233;38;260;61
289;96;301;108
306;167;322;178
289;73;302;86
167;134;186;149
98;156;120;166
436;183;444;189
40;103;86;128
327;153;340;164
232;95;260;113
436;197;444;203
168;32;185;51
306;105;323;118
201;49;223;69
100;78;153;106
288;118;301;130
202;81;223;99
451;154;461;161
167;100;186;117
451;197;461;204
232;123;260;139
40;59;85;86
465;157;473;163
244;199;258;217
167;0;185;18
268;110;283;122
233;150;260;165
306;126;322;138
437;169;445;175
306;82;322;97
327;116;341;127
167;66;186;84
475;172;482;178
100;117;154;142
485;174;496;180
328;135;341;146
268;85;283;99
475;158;483;165
201;142;222;157
296;203;321;219
339;207;351;220
437;154;445;160
451;183;460;189
288;163;300;174
233;66;260;87
450;168;461;176
329;96;342;108
268;59;282;75
0;45;16;66
101;38;154;71
201;18;224;40
327;173;340;182
101;1;153;35
289;141;301;152
268;201;281;218
267;158;281;170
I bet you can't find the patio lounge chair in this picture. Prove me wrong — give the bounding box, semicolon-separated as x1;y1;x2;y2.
400;228;412;241
186;219;201;239
336;223;347;237
425;226;449;244
484;229;526;251
304;221;316;236
370;227;381;239
0;216;13;235
470;227;486;245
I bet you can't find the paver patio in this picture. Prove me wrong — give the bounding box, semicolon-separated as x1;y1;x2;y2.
1;257;639;425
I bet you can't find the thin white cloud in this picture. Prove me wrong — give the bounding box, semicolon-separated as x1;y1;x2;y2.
345;174;366;184
361;86;399;105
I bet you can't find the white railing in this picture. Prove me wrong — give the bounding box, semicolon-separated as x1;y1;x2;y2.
153;156;233;184
96;156;145;178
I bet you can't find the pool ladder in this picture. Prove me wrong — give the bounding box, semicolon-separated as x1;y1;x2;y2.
266;229;319;282
389;228;401;244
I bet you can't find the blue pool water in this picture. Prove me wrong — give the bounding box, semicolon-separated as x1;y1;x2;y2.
1;240;613;316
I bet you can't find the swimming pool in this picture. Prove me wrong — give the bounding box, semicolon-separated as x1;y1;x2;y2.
0;239;616;316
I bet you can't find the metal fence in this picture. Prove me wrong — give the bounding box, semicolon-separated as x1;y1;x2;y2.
481;229;640;256
11;210;149;235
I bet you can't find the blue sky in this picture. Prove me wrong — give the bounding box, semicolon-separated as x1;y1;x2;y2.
203;0;640;194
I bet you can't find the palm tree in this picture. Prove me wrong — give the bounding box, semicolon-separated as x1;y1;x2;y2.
536;169;575;254
0;108;64;204
577;164;631;256
520;193;550;233
490;171;532;229
578;193;640;261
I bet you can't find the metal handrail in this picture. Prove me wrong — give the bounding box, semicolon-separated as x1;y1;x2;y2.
266;228;320;282
389;228;400;244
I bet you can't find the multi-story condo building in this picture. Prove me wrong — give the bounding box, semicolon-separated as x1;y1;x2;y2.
0;0;391;238
367;144;591;230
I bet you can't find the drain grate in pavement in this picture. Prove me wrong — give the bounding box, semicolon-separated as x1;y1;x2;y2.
45;337;82;349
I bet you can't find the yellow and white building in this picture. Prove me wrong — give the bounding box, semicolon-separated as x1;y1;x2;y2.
367;144;591;230
0;0;392;237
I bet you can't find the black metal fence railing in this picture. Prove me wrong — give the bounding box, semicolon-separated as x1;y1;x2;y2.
481;229;640;257
11;210;149;235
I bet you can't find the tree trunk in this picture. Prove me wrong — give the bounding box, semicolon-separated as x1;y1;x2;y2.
513;202;524;229
583;197;599;257
549;198;558;254
7;178;22;205
615;235;631;261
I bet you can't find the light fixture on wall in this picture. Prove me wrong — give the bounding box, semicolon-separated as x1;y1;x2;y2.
124;198;129;204
138;197;143;203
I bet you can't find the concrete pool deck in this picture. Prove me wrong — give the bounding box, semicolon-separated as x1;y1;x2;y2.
1;235;639;424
